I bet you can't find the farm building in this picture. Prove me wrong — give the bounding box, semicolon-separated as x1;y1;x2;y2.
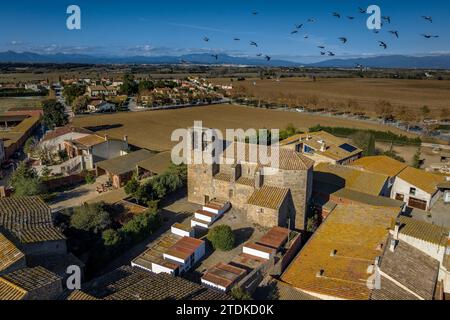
201;263;247;292
87;85;117;97
0;115;41;160
280;131;362;165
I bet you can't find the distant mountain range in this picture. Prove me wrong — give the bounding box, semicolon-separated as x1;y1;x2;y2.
1;51;450;69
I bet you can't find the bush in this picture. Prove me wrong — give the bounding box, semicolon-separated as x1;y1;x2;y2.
120;209;161;244
85;171;96;185
8;161;45;196
231;287;252;300
70;202;111;234
102;229;122;247
207;225;235;251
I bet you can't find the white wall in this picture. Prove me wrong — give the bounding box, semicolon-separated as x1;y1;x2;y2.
391;177;432;210
91;140;127;162
171;226;193;238
243;246;271;260
41;132;90;152
151;263;176;275
201;279;227;292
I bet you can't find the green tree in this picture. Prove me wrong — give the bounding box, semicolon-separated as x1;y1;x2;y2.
72;95;91;114
231;287;252;300
8;162;45;196
120;209;161;243
124;175;140;196
24;137;37;156
119;74;139;95
42;99;68;130
102;229;122;247
70;202;111;234
84;171;96;185
207;225;235;251
63;84;86;105
412;148;421;168
351;132;376;156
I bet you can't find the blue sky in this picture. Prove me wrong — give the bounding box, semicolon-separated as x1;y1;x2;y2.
1;0;449;62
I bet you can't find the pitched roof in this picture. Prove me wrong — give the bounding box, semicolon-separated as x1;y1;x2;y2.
281;131;363;162
137;151;172;175
397;216;449;246
0;233;24;272
281;204;400;300
1;267;61;293
377;238;439;300
397;166;445;194
67;290;99;300
331;188;404;208
75;266;231;300
222;142;314;171
257;226;290;250
42;125;93;142
314;162;388;196
165;237;204;261
0;277;27;300
202;263;247;289
0;196;65;243
72;134;106;148
370;276;419;300
247;186;290;210
351;156;409;177
96;149;154;175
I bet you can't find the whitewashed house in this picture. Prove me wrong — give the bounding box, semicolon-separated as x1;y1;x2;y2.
88;100;116;113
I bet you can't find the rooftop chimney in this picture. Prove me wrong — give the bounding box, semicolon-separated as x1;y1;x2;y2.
320;142;327;152
316;269;325;278
255;169;263;189
330;249;337;257
389;239;398;252
393;222;400;240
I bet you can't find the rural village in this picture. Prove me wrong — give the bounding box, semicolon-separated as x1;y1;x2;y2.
0;68;449;301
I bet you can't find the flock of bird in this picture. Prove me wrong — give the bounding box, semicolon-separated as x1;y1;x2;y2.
196;8;440;63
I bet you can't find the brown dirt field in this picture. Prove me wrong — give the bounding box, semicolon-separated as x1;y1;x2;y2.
212;77;450;118
72;104;416;152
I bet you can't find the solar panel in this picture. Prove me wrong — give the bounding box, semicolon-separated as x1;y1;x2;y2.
339;143;357;153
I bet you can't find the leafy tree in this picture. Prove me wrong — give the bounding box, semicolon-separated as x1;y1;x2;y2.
8;162;45;196
351;131;376;156
119;74;139;95
72;95;91;114
63;84;86;106
24;137;37;156
120;209;161;243
306;214;320;233
231;287;252;300
70;202;111;234
102;229;122;247
85;171;96;185
412;148;421;168
42;99;68;130
124;175;140;196
138;80;155;93
207;225;235;251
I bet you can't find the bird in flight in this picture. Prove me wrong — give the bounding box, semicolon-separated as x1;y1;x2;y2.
382;16;391;24
318;46;326;49
422;16;433;23
203;37;210;42
252;10;258;15
421;34;439;38
233;38;240;41
389;30;399;38
303;35;309;39
373;29;380;34
320;51;326;56
347;16;355;20
295;24;303;29
211;54;218;60
291;30;299;35
332;12;341;18
265;55;271;61
307;18;316;23
250;41;258;47
358;7;366;14
378;41;388;49
256;53;263;57
339;37;348;44
328;51;335;56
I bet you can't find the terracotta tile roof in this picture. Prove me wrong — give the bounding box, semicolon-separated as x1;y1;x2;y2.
42;125;92;142
236;176;254;187
79;266;231;300
165;237;204;261
73;134;106;148
271;280;319;300
314;162;388;196
397;167;445;194
350;155;409;177
223;142;314;171
281;204;400;300
397;216;449;246
1;267;61;293
0;196;65;243
132;234;181;270
377;238;439;300
280;131;362;162
67;290;99;300
247;186;290;210
202;262;247;289
370;276;419;300
257;226;290;250
0;277;27;300
245;242;276;255
0;233;24;272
